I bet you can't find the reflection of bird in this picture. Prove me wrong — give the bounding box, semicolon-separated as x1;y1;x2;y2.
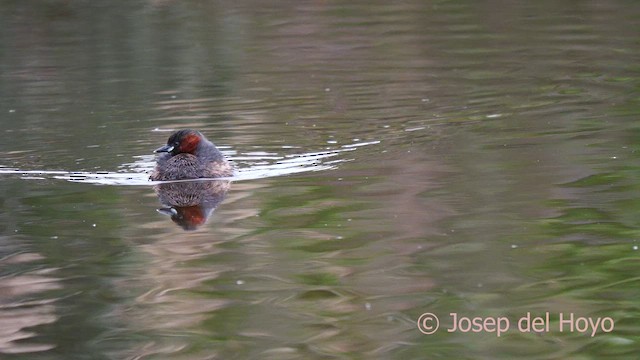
150;129;233;181
155;180;230;231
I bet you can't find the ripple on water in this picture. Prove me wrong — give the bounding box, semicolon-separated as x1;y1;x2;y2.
0;140;380;186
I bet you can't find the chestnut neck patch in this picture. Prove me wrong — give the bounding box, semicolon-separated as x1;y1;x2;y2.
179;133;201;154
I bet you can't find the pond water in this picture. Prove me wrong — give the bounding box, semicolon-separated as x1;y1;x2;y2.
1;1;640;359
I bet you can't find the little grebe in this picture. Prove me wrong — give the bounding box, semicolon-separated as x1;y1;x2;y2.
150;129;233;181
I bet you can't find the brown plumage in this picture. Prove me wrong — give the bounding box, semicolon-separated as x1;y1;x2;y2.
150;129;233;181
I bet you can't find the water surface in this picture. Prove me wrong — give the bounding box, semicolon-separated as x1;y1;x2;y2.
1;1;640;359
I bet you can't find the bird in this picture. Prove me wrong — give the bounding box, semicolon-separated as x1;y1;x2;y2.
150;129;233;181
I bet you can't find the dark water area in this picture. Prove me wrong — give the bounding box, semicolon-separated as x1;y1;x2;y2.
1;1;640;359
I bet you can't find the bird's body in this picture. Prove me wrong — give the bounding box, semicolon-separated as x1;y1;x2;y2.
150;129;233;181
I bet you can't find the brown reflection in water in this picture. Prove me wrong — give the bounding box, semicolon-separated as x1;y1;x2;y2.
117;149;451;358
0;253;60;354
154;180;230;230
117;182;263;359
120;230;230;359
